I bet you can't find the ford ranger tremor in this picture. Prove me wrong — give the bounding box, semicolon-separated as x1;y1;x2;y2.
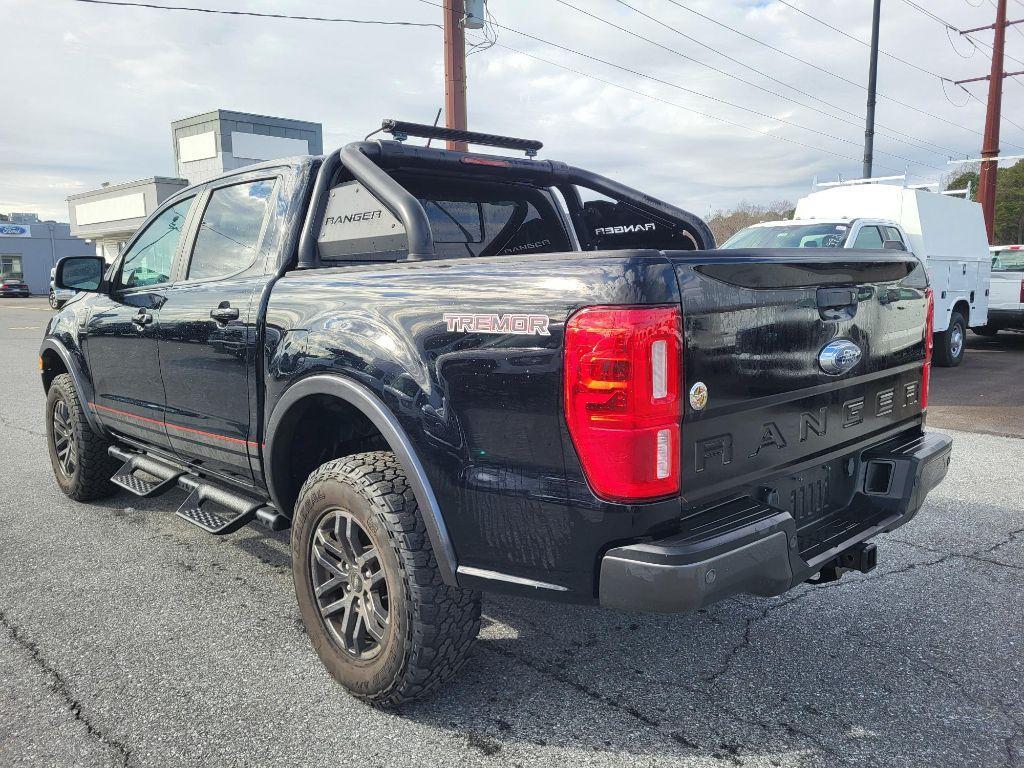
41;120;952;705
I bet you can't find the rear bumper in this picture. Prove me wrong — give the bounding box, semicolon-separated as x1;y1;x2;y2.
0;289;30;297
599;431;953;613
987;308;1024;328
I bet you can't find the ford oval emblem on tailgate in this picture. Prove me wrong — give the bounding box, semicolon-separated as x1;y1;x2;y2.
818;339;862;375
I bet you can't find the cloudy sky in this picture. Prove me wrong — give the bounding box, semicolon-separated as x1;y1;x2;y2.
3;0;1024;222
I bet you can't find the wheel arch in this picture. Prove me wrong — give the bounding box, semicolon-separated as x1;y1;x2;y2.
264;374;458;585
39;339;102;433
951;299;970;326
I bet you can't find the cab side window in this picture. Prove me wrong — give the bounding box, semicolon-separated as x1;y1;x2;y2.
117;197;194;290
187;179;276;280
853;225;884;249
882;226;906;248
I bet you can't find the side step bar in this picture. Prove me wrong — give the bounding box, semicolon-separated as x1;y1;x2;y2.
108;446;289;535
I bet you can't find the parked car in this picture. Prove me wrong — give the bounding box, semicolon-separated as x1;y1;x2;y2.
41;120;952;705
0;278;31;298
723;183;992;368
49;266;76;309
975;245;1024;335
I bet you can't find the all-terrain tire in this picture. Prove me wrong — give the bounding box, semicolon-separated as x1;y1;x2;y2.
45;374;119;501
934;311;966;367
292;451;481;706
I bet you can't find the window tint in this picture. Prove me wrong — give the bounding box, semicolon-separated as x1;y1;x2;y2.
420;196;568;258
882;226;904;245
119;197;193;289
188;179;275;280
853;225;884;249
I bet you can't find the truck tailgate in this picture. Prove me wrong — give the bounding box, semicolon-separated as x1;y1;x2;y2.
670;249;930;508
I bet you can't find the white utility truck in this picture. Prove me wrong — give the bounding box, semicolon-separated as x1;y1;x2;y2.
722;182;991;367
979;245;1024;334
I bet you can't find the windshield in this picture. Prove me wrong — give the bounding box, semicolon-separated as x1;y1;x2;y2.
992;250;1024;271
721;223;850;249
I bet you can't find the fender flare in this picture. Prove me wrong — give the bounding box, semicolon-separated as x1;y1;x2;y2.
264;374;459;586
39;339;103;434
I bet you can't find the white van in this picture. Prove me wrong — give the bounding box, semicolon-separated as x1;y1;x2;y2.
790;184;991;367
979;245;1024;334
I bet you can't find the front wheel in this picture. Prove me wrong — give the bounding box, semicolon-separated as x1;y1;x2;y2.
45;374;119;500
934;311;967;367
291;451;481;706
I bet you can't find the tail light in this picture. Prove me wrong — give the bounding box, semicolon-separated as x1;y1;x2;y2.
1019;279;1024;304
563;305;682;502
921;288;934;410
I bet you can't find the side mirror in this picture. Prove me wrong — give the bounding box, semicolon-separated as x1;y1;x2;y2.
883;240;906;251
55;256;105;292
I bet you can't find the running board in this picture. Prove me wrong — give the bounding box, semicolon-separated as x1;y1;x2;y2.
107;446;290;534
176;478;261;535
109;448;184;498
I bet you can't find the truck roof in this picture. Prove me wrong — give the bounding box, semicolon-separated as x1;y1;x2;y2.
794;183;989;262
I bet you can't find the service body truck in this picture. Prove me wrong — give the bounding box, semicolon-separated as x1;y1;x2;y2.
792;184;991;367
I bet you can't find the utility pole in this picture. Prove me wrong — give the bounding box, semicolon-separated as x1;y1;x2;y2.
863;0;881;178
978;0;1006;241
956;0;1024;240
443;0;468;151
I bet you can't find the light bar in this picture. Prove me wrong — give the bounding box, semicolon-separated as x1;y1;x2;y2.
381;119;543;156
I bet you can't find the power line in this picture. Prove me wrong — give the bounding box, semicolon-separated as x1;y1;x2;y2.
463;32;887;171
419;0;945;171
775;0;1024;151
898;0;1024;69
661;0;988;151
68;0;442;28
586;0;958;164
775;0;958;82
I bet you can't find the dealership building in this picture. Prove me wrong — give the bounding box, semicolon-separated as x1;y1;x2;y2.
67;109;323;261
1;109;322;294
0;216;94;295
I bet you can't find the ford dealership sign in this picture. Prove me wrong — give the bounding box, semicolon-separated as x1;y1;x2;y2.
0;223;31;237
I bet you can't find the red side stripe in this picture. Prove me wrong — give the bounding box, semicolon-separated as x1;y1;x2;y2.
90;402;260;448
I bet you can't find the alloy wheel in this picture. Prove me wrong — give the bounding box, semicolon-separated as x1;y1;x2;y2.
51;399;76;477
310;508;390;660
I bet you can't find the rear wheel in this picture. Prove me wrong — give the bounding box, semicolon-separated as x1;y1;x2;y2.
48;291;59;309
934;311;966;367
45;374;119;501
292;451;481;706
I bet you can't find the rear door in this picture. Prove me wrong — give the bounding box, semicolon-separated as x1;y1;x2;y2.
83;196;196;450
670;250;929;521
154;176;278;483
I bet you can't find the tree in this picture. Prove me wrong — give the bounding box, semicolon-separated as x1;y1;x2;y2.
706;200;794;244
942;160;1024;245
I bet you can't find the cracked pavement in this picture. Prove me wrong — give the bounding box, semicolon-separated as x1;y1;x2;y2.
1;299;1022;767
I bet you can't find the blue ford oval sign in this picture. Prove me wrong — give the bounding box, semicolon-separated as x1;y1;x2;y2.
818;339;862;375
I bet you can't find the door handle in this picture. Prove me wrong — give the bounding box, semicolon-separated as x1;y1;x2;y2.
131;310;153;327
210;303;239;323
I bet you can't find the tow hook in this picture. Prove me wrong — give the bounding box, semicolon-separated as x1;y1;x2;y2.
806;542;878;584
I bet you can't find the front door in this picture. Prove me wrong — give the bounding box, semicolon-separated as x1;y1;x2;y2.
156;177;277;484
84;196;196;451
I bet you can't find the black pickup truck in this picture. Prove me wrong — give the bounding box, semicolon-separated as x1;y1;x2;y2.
42;121;952;705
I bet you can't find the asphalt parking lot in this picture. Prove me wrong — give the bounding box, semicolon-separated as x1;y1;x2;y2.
0;297;1021;768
